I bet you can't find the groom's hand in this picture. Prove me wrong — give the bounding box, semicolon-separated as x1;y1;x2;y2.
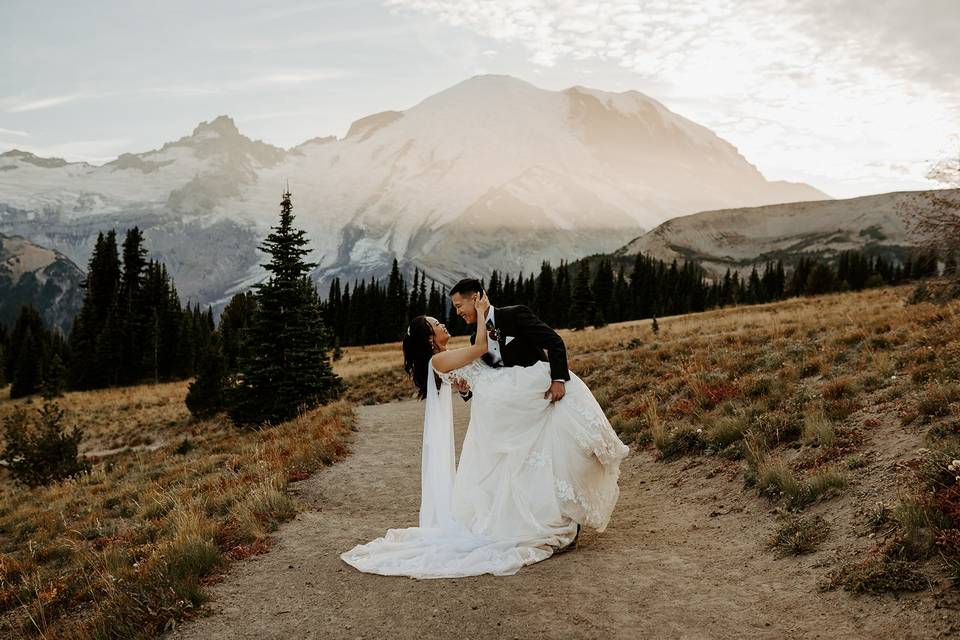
545;381;565;402
452;376;470;394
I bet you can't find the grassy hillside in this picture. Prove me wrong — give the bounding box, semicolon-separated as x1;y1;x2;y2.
0;384;354;638
339;283;960;593
1;281;956;638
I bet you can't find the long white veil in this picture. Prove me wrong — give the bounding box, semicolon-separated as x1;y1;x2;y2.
418;357;456;529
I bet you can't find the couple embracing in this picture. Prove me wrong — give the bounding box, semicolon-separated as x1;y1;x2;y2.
341;278;630;578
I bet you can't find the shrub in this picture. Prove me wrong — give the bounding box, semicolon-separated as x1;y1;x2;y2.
802;409;836;448
822;555;929;595
916;382;960;422
769;514;829;556
756;457;847;510
0;401;91;487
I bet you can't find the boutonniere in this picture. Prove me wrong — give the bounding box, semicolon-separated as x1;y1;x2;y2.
485;319;501;342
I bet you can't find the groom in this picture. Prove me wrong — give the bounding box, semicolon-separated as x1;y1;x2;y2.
448;278;570;403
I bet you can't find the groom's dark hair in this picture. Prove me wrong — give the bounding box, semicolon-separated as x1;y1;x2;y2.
449;278;484;297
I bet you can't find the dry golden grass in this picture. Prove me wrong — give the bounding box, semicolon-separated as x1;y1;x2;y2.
0;380;195;455
0;388;354;639
341;284;960;518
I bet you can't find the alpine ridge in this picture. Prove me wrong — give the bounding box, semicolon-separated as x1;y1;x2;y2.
0;74;828;315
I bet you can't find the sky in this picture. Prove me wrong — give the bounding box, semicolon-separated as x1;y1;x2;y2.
1;0;957;199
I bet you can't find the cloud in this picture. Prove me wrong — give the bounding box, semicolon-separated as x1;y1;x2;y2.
0;127;29;137
0;69;352;113
137;69;352;97
386;0;960;196
214;24;419;52
4;93;87;113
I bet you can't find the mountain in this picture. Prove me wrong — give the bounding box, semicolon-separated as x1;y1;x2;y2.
0;74;828;314
614;189;958;277
0;233;84;334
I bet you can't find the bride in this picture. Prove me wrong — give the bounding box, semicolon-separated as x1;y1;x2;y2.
340;292;630;578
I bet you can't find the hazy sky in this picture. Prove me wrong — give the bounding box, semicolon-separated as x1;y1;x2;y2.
1;0;957;198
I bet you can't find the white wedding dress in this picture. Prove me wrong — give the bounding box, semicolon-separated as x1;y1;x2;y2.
339;357;630;578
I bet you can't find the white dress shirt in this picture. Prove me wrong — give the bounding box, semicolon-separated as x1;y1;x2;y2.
486;305;503;365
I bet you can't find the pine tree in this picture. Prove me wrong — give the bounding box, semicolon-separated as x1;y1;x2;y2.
220;291;257;371
11;329;43;399
592;259;614;327
571;262;595;331
553;261;571;328
226;189;343;428
186;331;227;419
805;262;836;295
534;262;554;326
1;400;90;487
119;227;149;380
385;259;407;341
68;230;121;389
746;266;762;304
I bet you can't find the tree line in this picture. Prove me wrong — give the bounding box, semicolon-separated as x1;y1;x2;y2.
0;224;949;400
1;192;343;431
319;246;945;346
1;227;213;399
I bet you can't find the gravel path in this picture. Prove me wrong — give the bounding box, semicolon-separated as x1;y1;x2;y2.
165;399;946;640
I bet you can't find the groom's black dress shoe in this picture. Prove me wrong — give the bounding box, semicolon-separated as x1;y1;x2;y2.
556;523;581;554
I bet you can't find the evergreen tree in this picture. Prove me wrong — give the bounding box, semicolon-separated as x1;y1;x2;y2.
186;331;227;419
592;258;614;327
746;266;762;304
385;259;407;341
68;231;120;389
220;291;257;371
805;262;836;295
11;329;43;399
1;401;90;487
119;226;149;384
571;262;595;331
553;262;571;328
534;262;554;326
611;268;628;323
226;189;343;428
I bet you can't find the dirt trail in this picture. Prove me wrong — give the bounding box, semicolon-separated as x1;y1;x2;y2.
165;400;946;640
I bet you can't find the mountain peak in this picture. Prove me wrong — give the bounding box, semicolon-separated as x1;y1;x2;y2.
191;115;240;139
0;149;70;168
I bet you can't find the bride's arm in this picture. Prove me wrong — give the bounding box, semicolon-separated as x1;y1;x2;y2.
432;293;490;373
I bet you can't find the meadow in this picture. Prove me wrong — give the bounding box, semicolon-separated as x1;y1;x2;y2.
0;386;353;638
1;281;958;637
341;282;960;592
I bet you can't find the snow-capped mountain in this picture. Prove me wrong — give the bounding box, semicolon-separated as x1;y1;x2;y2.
0;233;84;333
614;189;958;278
0;74;827;313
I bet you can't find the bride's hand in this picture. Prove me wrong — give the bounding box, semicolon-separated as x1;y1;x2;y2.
475;292;491;320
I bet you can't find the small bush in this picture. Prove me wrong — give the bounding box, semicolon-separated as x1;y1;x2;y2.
822;376;857;401
769;514;829;556
916;382;960;422
822;555;929;595
756;457;847;510
0;401;91;487
802;410;836;448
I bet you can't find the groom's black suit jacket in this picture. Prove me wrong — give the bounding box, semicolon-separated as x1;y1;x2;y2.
459;305;569;401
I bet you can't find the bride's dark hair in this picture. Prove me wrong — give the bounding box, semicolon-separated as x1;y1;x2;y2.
402;315;441;400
